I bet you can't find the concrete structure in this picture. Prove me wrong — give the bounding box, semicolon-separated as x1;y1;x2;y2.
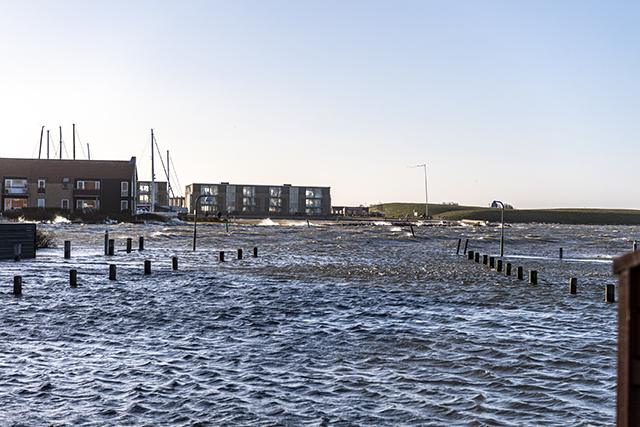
0;157;137;214
332;206;369;216
185;182;331;217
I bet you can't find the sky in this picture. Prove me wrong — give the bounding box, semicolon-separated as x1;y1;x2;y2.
0;1;638;209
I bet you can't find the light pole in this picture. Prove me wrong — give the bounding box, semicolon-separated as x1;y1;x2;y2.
491;200;505;257
193;194;212;251
409;164;428;218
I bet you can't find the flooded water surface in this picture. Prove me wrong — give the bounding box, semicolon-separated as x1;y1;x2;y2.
0;220;627;426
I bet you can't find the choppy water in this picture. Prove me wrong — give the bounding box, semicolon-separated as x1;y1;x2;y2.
0;219;629;426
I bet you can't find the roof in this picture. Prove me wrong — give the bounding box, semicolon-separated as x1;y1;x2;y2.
0;157;137;182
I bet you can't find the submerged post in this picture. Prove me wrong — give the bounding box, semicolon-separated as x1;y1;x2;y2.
517;266;523;280
456;239;461;255
64;241;71;259
220;251;225;262
13;276;22;295
108;239;115;256
569;277;577;294
474;252;480;263
144;260;151;275
463;239;469;255
238;249;243;260
109;264;116;280
172;256;178;270
559;248;563;259
126;238;132;253
482;254;488;265
104;231;109;255
496;259;503;272
467;250;474;261
139;236;144;251
253;247;258;257
489;257;495;269
13;243;21;261
505;262;512;276
529;270;538;285
70;269;77;287
613;250;640;427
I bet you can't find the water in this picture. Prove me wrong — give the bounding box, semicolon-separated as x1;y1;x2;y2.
0;220;628;426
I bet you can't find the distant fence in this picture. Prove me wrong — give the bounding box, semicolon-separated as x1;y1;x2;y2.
0;223;36;260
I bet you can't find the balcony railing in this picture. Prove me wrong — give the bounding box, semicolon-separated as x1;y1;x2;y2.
4;188;28;195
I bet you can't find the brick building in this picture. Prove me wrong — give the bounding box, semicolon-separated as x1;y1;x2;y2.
0;157;137;214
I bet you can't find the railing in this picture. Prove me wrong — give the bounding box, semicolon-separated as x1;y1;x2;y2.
4;188;28;195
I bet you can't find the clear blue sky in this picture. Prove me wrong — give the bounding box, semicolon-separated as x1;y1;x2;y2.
1;1;638;209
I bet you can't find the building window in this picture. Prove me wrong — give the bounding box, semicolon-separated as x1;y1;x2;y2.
4;198;28;210
269;187;282;198
242;187;256;212
306;188;322;199
226;185;236;212
121;181;129;197
61;199;69;210
38;179;46;190
38;199;45;208
139;194;150;204
77;200;98;210
201;185;219;196
139;183;150;193
4;179;28;194
289;187;298;213
62;178;70;190
121;200;129;210
77;181;100;190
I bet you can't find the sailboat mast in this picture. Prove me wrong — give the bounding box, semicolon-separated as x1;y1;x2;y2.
38;126;44;159
47;130;50;159
166;150;171;209
59;126;62;160
151;129;155;213
72;123;76;160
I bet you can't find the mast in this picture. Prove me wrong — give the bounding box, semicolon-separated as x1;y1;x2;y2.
166;150;171;210
72;123;76;160
59;126;62;159
151;129;155;213
38;126;44;159
87;144;90;160
47;130;50;159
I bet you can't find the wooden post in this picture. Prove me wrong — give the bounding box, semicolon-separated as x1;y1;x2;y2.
64;241;71;259
104;231;109;255
172;256;178;270
606;284;615;303
463;239;469;255
238;249;243;260
496;259;503;272
109;264;116;280
489;257;495;269
139;236;144;251
410;225;415;237
467;250;474;261
126;238;132;253
456;239;461;255
634;241;637;252
253;247;258;257
474;252;480;263
529;270;538;285
13;276;22;295
70;269;77;287
559;247;563;259
13;243;21;261
144;260;151;275
517;266;523;280
220;251;225;262
569;277;577;294
482;254;488;265
505;262;512;276
613;251;640;426
108;239;115;256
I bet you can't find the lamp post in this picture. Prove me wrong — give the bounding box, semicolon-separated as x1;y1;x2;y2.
491;200;505;257
409;164;428;218
193;194;212;251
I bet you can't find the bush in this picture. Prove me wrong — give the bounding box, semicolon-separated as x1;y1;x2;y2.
35;228;56;249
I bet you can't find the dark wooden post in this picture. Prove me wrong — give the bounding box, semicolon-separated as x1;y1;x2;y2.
517;266;523;280
505;262;512;276
238;249;243;260
569;277;577;294
126;238;132;253
108;239;115;256
109;264;116;280
482;254;488;265
144;260;151;275
253;247;258;257
489;257;495;269
559;247;563;259
496;259;503;272
139;236;144;251
220;251;225;262
456;239;461;255
64;241;71;259
13;276;22;295
467;250;474;260
172;256;178;270
529;270;538;285
463;239;469;255
474;252;480;263
613;250;640;427
70;269;77;287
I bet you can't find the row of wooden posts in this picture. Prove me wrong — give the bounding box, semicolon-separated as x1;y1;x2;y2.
11;231;260;295
456;238;616;302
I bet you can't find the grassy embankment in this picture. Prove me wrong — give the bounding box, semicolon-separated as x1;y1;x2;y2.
369;203;640;225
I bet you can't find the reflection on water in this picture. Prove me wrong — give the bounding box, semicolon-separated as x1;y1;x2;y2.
0;220;628;425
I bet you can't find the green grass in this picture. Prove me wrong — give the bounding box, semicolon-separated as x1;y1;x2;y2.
369;203;640;225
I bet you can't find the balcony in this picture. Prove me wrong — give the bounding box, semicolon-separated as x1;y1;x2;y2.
74;189;100;197
4;188;28;195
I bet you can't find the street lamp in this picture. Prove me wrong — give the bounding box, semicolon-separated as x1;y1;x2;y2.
193;194;213;251
491;200;505;257
409;164;428;218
